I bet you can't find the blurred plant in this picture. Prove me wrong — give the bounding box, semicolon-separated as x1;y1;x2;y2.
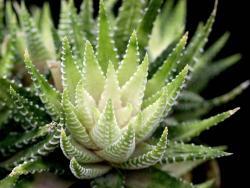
0;0;248;187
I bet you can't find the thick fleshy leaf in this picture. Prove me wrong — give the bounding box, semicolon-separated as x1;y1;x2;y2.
62;92;97;149
82;41;105;102
98;62;122;111
143;65;189;110
70;157;111;179
91;100;121;149
117;31;140;86
118;128;168;169
24;51;62;121
61;37;82;103
97;0;118;72
145;33;188;98
121;54;149;114
114;0;145;54
75;80;96;130
96;124;135;163
168;108;239;141
136;89;168;143
60;129;102;163
161;141;231;164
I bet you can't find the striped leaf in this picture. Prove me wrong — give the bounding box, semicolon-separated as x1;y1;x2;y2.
62;92;97;149
168;108;239;141
60;129;102;163
96;124;135;163
118;128;168;169
91;100;121;149
70;157;111;179
161;141;231;164
24;51;62;121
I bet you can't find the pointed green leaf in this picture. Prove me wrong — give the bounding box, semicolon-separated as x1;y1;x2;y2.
61;37;82;103
136;89;168;142
99;62;122;111
91;100;121;149
117;31;140;86
83;41;105;102
97;0;118;72
145;33;188;98
118;128;168;169
169;108;239;141
70;157;111;179
96;124;135;163
24;51;62;120
75;80;96;130
209;80;250;106
143;65;189;110
161;141;231;164
60;129;102;163
179;3;217;72
62;92;97;149
121;54;149;114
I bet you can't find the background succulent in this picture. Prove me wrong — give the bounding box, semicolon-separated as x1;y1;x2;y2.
0;0;248;187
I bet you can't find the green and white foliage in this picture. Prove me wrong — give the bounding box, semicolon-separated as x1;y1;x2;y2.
0;0;248;187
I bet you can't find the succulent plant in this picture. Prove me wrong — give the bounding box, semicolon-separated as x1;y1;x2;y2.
0;0;248;187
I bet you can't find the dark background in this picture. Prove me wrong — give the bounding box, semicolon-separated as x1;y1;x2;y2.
186;1;249;188
19;0;250;187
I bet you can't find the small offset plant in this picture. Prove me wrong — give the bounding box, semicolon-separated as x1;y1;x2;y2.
0;0;248;187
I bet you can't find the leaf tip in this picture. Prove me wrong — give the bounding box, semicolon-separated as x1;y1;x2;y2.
229;107;240;115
